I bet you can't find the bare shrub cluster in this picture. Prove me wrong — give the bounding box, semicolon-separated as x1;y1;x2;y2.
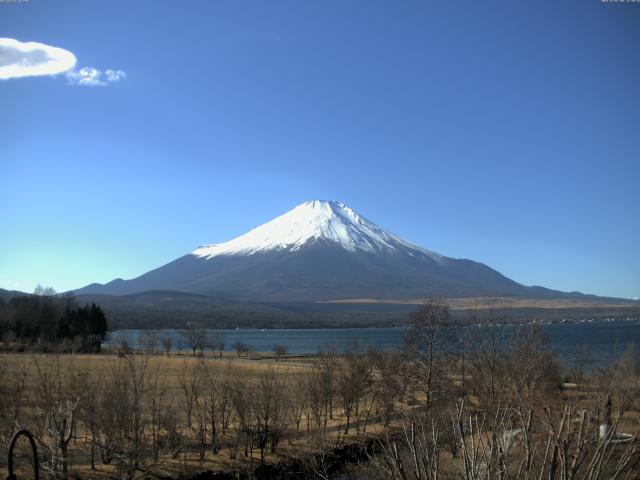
370;299;640;480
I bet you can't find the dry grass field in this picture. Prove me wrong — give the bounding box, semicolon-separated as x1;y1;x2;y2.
0;350;389;480
1;311;639;480
320;296;638;310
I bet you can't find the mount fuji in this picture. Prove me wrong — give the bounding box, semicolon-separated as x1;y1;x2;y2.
75;200;575;301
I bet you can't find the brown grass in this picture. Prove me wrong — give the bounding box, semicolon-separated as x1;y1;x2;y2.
318;296;637;309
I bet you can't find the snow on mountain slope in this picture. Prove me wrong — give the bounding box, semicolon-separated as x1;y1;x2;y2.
192;200;442;260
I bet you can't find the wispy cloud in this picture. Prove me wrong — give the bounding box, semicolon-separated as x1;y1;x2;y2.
66;67;126;86
0;38;125;87
105;69;126;83
0;37;76;79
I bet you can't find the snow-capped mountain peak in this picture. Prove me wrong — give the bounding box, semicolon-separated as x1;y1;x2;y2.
191;200;441;260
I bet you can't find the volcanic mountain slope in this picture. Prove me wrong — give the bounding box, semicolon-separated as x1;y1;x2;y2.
76;200;583;301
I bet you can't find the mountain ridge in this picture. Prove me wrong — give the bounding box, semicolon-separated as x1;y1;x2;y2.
75;200;599;302
73;290;638;330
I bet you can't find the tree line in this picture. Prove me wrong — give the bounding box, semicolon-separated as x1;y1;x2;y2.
0;286;108;352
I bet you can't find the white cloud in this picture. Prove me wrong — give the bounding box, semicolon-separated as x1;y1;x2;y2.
105;69;126;82
0;37;77;79
66;66;126;86
0;38;125;87
66;66;104;86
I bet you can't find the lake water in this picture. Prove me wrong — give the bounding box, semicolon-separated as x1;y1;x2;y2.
105;319;640;366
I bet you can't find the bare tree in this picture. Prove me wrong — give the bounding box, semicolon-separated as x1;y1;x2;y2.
570;343;591;384
600;343;640;419
252;369;290;461
337;342;373;435
179;360;202;430
211;331;225;358
98;352;149;480
161;335;173;357
0;355;28;448
307;366;327;435
181;322;207;357
33;356;81;480
196;358;223;454
317;349;338;426
233;340;250;358
466;309;512;409
217;362;235;436
146;364;176;462
70;369;101;470
273;344;288;361
287;372;309;436
229;373;252;461
404;297;450;411
508;325;560;409
139;331;159;355
372;350;402;427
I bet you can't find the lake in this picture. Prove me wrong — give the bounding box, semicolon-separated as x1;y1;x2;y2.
105;319;640;366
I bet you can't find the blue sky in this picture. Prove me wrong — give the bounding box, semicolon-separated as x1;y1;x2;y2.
1;0;639;298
